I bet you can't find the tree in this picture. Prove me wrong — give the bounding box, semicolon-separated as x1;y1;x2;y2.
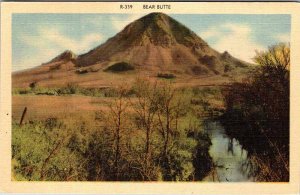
131;79;195;181
132;78;158;159
222;43;290;181
155;81;190;180
29;81;37;90
100;86;132;180
131;78;161;180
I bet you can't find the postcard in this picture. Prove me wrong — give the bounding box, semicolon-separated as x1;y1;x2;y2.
0;2;300;194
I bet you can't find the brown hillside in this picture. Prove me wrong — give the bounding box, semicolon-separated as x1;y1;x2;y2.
77;12;248;75
12;12;251;88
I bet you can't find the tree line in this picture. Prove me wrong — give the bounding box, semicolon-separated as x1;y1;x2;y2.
221;43;290;181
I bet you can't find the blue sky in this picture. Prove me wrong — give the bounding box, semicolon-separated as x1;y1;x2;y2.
12;13;290;71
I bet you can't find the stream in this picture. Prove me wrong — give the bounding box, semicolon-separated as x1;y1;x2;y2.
203;121;254;182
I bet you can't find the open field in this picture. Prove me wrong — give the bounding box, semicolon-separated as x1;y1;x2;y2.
12;95;111;121
12;83;225;120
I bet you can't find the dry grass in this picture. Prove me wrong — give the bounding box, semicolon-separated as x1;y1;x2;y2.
12;72;228;126
12;95;111;122
12;95;143;124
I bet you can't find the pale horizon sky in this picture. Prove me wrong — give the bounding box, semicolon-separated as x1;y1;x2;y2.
12;13;290;71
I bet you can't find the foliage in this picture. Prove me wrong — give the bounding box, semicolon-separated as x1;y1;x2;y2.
57;83;79;95
12;78;214;181
12;119;87;181
13;84;127;98
199;55;217;67
224;63;234;72
104;62;135;72
29;82;37;90
221;43;290;181
157;72;176;79
192;131;213;180
191;65;210;75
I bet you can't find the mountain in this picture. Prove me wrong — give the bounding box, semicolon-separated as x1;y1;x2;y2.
76;12;248;75
12;12;251;88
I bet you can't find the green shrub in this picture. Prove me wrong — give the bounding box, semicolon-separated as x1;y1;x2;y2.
34;87;58;96
18;88;31;95
12;118;95;181
57;83;79;95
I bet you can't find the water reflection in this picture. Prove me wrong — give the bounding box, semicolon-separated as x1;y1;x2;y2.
203;121;254;182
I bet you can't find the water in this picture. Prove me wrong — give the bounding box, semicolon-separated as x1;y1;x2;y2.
203;121;254;182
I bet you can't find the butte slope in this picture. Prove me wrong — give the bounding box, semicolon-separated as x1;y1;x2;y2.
13;12;250;88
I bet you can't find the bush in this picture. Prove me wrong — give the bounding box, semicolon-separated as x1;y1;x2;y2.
224;63;234;72
35;88;58;96
12;120;87;181
192;131;213;180
57;83;79;95
18;89;31;95
29;82;37;89
157;73;176;79
221;43;290;181
104;62;134;72
199;55;217;67
191;65;210;75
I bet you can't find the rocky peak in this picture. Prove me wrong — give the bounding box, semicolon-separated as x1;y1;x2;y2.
50;50;77;63
118;12;208;48
76;13;244;69
221;51;233;60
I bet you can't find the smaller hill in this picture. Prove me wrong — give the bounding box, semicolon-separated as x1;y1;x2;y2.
49;50;77;63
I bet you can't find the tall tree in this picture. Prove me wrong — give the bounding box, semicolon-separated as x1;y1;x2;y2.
132;79;159;166
155;82;189;180
103;86;131;180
